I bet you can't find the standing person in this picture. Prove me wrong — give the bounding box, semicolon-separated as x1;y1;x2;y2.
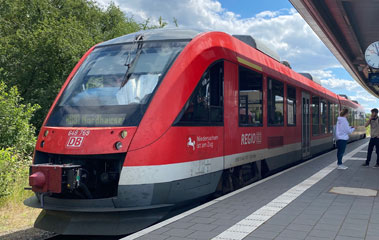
362;108;379;167
335;108;355;169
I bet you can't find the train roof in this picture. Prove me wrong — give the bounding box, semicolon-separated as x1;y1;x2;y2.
97;29;363;111
98;29;281;63
98;28;205;46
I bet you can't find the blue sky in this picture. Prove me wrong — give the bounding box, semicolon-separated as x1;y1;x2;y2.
220;1;293;18
97;0;377;112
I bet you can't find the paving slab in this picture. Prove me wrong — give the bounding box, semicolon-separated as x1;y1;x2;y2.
122;139;379;240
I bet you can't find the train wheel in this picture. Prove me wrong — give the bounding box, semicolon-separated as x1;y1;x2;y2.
214;170;234;196
214;162;262;197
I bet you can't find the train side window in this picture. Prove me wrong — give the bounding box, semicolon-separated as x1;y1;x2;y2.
267;78;284;126
287;85;296;126
361;111;365;126
348;107;353;124
320;100;327;134
357;111;360;126
328;102;333;133
239;66;263;126
356;110;359;126
311;96;320;135
174;61;224;126
334;104;339;124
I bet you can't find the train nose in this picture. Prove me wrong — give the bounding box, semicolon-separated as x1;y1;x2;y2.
29;171;46;187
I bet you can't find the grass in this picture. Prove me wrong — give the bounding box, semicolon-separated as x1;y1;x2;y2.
0;173;41;235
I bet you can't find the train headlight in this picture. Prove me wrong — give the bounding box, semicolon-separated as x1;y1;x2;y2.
115;141;122;150
120;130;128;139
44;130;49;137
40;141;45;148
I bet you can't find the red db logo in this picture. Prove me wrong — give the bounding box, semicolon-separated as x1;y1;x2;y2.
67;137;84;148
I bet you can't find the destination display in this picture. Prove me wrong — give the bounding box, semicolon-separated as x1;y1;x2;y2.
64;114;125;126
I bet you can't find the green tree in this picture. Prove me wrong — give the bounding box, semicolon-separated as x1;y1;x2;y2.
0;0;142;130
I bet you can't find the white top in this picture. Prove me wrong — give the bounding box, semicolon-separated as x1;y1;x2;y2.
369;118;379;138
336;116;355;140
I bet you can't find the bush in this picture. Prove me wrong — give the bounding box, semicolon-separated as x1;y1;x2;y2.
0;81;38;200
0;81;40;154
0;148;30;199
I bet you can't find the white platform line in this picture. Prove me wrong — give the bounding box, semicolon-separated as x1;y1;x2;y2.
122;141;367;240
211;142;368;240
348;157;366;161
359;150;367;153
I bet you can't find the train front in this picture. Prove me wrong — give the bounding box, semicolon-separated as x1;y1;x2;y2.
24;29;194;235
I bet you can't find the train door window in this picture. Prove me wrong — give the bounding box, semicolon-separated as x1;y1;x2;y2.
311;96;319;135
357;111;360;126
239;66;263;126
174;61;224;125
361;111;365;126
267;78;284;126
328;102;333;133
356;111;359;126
334;104;339;124
353;110;357;127
287;85;296;126
320;100;327;134
348;107;353;124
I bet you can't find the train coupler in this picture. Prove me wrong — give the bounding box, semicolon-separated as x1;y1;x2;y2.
29;164;82;194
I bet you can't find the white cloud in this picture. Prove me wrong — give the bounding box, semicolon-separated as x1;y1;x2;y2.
255;10;278;19
320;78;361;91
319;73;378;112
97;0;339;71
350;91;378;103
308;69;334;79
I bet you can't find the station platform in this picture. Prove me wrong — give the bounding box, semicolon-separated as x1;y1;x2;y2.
123;138;379;240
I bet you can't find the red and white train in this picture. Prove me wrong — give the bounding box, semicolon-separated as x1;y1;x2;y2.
25;28;366;235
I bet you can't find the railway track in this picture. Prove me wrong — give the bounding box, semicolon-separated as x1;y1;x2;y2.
0;228;55;240
45;235;123;240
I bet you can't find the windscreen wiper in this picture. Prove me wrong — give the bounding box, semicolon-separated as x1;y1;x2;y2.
120;34;144;88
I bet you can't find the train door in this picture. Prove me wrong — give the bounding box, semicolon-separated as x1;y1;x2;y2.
223;61;237;170
302;92;311;158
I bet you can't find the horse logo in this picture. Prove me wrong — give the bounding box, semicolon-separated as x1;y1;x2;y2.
187;137;196;151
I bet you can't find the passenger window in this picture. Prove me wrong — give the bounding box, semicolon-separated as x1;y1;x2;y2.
320;100;327;134
360;111;365;126
267;78;284;126
239;66;263;126
311;96;320;135
328;102;333;133
352;109;357;126
334;104;339;125
287;85;296;126
174;61;223;125
348;107;353;124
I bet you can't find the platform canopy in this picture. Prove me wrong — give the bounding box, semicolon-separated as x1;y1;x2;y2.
290;0;379;98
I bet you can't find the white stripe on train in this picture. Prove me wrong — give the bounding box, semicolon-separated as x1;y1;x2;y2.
119;140;334;185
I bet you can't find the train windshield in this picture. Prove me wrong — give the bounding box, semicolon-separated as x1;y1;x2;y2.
46;41;188;127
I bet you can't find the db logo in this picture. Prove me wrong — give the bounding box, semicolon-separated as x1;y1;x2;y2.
66;137;84;148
